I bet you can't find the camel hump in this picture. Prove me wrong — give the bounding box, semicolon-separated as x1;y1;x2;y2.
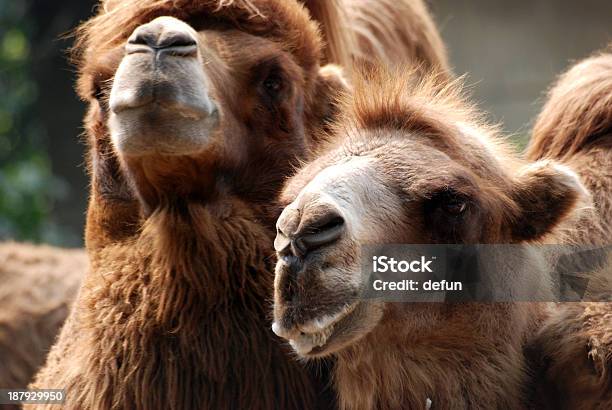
527;49;612;161
301;0;450;76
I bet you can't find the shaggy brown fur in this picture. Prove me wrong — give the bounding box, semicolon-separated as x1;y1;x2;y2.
528;300;612;410
525;50;612;410
272;66;591;409
526;51;612;162
30;1;448;409
303;0;450;75
0;242;85;394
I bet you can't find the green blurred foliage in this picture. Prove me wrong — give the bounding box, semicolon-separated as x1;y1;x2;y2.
0;1;70;244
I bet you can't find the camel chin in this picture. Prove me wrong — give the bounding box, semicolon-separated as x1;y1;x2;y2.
272;293;381;358
109;16;219;157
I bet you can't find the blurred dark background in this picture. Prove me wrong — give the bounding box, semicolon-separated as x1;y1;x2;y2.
0;0;94;246
0;0;610;247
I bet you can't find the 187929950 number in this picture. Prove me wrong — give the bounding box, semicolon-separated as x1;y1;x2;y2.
0;389;65;405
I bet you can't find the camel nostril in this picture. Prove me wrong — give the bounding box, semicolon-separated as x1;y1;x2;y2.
293;237;308;257
127;18;197;53
158;32;197;49
130;31;196;49
275;207;344;258
129;30;196;49
297;213;345;255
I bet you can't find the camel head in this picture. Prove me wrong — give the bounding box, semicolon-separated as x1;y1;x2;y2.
77;0;348;239
271;67;588;357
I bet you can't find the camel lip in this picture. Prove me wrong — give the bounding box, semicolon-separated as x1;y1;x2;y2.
282;320;339;357
108;104;219;157
109;82;217;120
275;303;358;357
288;320;341;357
111;99;218;122
125;43;198;58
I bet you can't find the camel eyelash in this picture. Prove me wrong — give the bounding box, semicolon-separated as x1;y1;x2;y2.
92;84;104;101
252;58;289;95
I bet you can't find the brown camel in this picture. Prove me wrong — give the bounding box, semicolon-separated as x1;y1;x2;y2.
0;0;450;394
0;242;86;397
29;0;449;409
524;50;612;410
271;64;604;409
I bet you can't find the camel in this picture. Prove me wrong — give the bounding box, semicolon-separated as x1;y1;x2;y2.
0;242;86;395
271;62;610;408
523;50;612;410
29;0;449;408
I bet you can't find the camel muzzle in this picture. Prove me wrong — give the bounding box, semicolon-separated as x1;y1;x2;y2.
108;16;219;157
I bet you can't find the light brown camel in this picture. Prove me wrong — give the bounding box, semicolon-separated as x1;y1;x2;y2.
271;65;601;409
1;0;449;396
29;0;449;408
0;242;86;396
524;50;612;410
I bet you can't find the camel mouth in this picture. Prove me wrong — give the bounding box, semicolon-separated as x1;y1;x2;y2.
110;78;217;120
273;225;365;357
108;103;219;157
273;303;358;357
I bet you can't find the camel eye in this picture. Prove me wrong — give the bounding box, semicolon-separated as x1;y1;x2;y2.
443;198;467;215
263;74;283;95
254;59;289;103
426;189;468;217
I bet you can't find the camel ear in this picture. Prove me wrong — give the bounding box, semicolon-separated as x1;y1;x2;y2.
312;64;350;125
510;161;588;241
